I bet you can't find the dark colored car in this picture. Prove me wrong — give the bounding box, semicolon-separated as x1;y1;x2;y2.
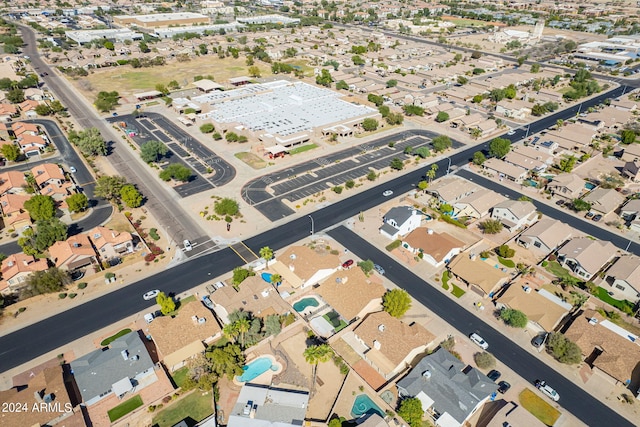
532;333;548;348
593;214;603;222
342;259;354;269
555;199;564;206
487;370;501;381
498;381;511;394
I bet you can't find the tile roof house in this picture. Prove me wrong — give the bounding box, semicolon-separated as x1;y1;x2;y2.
503;150;547;173
351;311;435;380
228;383;309;427
147;300;222;372
621;143;640;163
622;160;640;182
564;309;640;385
547;173;585;200
602;255;640;302
516;218;573;254
70;331;158;406
379;206;423;239
557;237;618;280
426;177;478;205
397;348;498;427
482;158;528;183
490;200;538;232
582;188;625;215
88;226;134;259
0;193;32;229
270;245;340;289
0;253;48;295
496;279;572;333
620;198;640;222
16;134;47;157
10;122;38;138
48;234;98;271
317;267;386;323
31;163;73;199
402;228;465;267
453;189;507;219
0;170;27;195
447;253;510;298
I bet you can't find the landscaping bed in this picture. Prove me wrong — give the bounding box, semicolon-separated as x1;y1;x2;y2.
108;395;143;422
100;328;132;347
152;391;213;427
519;389;560;426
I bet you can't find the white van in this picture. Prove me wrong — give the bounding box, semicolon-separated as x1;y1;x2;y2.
144;313;155;323
469;333;489;350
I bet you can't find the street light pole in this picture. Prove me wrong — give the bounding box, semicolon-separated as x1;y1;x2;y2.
446;157;452;175
308;215;314;237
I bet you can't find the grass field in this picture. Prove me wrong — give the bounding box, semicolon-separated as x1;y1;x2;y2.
452;284;466;298
171;366;190;388
544;261;572;279
442;270;450;290
289;143;318;155
152;391;213;427
100;328;132;347
596;287;634;313
108;395;143;422
519;389;561;426
498;256;515;268
235;152;267;169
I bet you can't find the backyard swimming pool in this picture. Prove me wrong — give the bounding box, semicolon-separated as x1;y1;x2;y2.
351;394;384;418
585;182;596;190
293;297;320;312
236;356;278;383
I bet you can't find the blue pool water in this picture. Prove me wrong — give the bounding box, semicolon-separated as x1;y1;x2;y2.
524;179;538;188
293;297;319;312
585;182;596;190
237;357;273;383
351;394;384;418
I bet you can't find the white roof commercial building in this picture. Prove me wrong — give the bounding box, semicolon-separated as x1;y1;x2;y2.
236;14;300;25
65;28;144;44
154;23;245;39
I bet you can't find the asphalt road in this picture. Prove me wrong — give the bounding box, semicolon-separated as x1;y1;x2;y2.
326;226;635;427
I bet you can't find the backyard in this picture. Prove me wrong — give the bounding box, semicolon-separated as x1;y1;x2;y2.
152;391;213;427
595;287;635;314
519;389;561;426
107;395;143;422
171;366;190;388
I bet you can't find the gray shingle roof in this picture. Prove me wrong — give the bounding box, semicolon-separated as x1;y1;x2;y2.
228;384;309;427
384;206;415;225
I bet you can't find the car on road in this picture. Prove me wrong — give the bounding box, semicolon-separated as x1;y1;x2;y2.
382;190;393;197
143;290;160;301
531;333;548;348
497;381;511;394
342;259;354;269
555;199;565;206
374;264;385;275
183;240;193;251
592;214;603;222
507;129;516;136
487;370;501;381
469;333;489;350
69;166;77;173
535;380;560;401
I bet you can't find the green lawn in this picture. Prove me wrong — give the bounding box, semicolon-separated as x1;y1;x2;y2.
519;389;561;426
171;366;190;388
498;257;515;268
544;261;572;279
100;328;132;347
323;311;348;332
289;143;318;155
595;287;635;313
108;395;143;422
442;271;450;290
451;284;466;298
152;391;213;427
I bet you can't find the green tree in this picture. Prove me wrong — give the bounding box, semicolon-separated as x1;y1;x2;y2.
367;170;377;181
24;195;56;221
214;198;239;216
120;184;143;208
155;84;169;96
435;111;449;122
352;55;365;65
474;351;496;369
265;315;282;337
328;419;342;427
65;193;88;213
397;398;423;427
386;112;404;125
367;94;384;107
68;127;107;156
504;84;517;99
530;63;541;73
1;143;21;161
471;51;482;59
403;105;425;116
159;164;192;182
335;80;349;90
418;180;428;193
414;146;430;159
248;65;261;77
489;89;506;102
235;317;251;347
558;155;577;172
620;129;636;145
206;343;245;379
426;163;439;182
140;140;168;163
232;267;254;285
24;267;70;296
500;308;528;328
6;88;25;103
386;79;398;88
497;244;515;258
357;259;375;274
362;118;378;132
571;199;591;212
472;94;484;103
473;151;486;165
457;76;468;85
303;344;334;392
94;91;119;112
35;104;52;116
200;123;215;134
390;157;404;170
19;218;68;254
489;137;511;158
382;289;412;318
156;292;176;315
315;69;333;87
547;332;582;364
259;246;273;261
223;322;239;343
479;219;503;234
94;175;127;201
432;135;452;153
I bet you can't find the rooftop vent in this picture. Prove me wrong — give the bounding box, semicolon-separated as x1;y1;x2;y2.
121;350;129;361
523;286;531;293
378;324;385;332
422;370;432;379
373;340;381;350
290;254;296;260
589;317;598;325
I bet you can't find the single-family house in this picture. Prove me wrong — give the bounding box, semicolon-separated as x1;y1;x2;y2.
379;206;422;239
0;193;31;229
426;177;478;205
602;255;640;302
16;134;47;157
582;188;625;216
496;280;572;333
316;267;386;324
31;163;73;199
621;143;640;163
564;310;640;386
147;300;222;372
402;228;465;267
490;200;538;232
48;234;98;271
11;122;39;138
70;331;158;406
511;145;554;165
397;348;498;427
350;311;435;380
557;237;617;280
547;173;585;200
18;99;40;113
516;218;573;254
0;170;27;195
0;253;48;295
622;160;640;182
495;100;531;120
453;189;507;219
503;151;547;173
88;226;135;259
482;158;528;183
620;199;640;222
227;383;309;427
447;253;510;297
270;245;339;289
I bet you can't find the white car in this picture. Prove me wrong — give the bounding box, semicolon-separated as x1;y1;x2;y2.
469;333;489;350
143;290;160;301
69;166;77;173
536;380;560;401
183;240;193;251
382;190;393;197
507;129;516;136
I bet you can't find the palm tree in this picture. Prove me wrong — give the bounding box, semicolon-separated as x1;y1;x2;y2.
259;246;274;261
426;164;438;182
303;344;334;394
235;318;251;348
223;323;239;344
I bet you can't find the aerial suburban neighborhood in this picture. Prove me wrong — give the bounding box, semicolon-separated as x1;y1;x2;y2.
0;1;639;427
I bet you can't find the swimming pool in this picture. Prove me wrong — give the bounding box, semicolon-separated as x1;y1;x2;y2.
585;182;596;190
236;357;277;383
351;394;384;418
293;297;320;312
